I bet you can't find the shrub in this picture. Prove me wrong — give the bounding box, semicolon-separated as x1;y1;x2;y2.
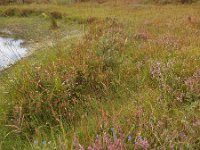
3;18;128;135
50;17;59;29
74;128;150;150
50;11;63;19
150;61;200;103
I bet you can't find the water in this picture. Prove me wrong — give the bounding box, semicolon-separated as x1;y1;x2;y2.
0;37;28;70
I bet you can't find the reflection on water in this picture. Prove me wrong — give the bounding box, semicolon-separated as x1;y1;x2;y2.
0;37;28;70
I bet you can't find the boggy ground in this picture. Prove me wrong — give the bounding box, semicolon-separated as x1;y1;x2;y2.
0;1;199;149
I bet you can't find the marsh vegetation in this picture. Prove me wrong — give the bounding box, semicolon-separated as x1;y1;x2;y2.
0;0;199;149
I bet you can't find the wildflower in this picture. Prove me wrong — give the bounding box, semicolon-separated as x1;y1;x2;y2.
135;135;150;150
176;92;184;102
104;133;111;145
111;127;115;132
179;132;187;140
185;69;200;96
171;144;175;150
95;134;101;146
79;144;84;150
73;136;79;149
48;141;51;145
34;140;38;145
42;140;46;145
128;135;132;142
150;62;162;79
111;127;117;140
134;31;149;41
193;120;200;127
157;34;180;51
96;134;100;140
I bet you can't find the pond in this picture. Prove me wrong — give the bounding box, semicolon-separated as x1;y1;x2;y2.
0;37;28;70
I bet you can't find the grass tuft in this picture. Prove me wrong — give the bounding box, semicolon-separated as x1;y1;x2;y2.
0;1;199;149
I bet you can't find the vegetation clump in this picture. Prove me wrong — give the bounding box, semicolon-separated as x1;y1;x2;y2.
0;1;199;149
3;18;128;135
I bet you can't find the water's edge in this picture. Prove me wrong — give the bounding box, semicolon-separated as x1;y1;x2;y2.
0;37;28;71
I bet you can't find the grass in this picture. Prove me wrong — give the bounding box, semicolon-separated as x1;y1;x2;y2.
0;16;84;50
0;1;200;149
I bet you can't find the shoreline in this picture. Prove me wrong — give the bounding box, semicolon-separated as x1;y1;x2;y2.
0;30;84;72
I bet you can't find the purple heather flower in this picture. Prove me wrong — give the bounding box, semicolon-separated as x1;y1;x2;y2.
137;135;142;140
128;135;132;142
96;134;100;139
135;135;150;150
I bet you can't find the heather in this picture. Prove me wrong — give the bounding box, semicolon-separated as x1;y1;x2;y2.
0;0;199;149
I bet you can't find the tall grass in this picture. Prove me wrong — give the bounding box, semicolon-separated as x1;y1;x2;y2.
0;1;199;149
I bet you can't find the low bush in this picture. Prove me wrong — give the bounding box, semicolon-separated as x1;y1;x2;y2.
2;18;129;135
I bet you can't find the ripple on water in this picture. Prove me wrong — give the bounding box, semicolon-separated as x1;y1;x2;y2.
0;37;28;70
